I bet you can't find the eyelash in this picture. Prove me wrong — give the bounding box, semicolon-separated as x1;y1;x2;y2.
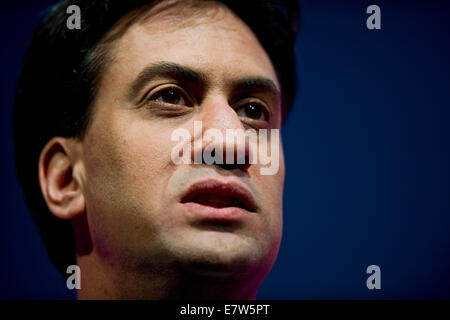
146;85;193;107
144;85;271;122
235;100;270;122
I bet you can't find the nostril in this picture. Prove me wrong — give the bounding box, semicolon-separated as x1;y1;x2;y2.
218;163;250;170
201;150;250;171
217;156;251;171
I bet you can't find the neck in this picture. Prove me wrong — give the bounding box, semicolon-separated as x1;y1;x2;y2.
76;251;262;299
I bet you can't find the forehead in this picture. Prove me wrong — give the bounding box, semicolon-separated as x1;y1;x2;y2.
103;0;279;89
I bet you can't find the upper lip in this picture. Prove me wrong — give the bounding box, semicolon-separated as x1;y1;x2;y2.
180;179;258;212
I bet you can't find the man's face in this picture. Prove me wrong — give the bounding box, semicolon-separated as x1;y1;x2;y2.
77;1;285;281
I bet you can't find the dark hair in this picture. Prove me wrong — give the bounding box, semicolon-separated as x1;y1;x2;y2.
13;0;299;275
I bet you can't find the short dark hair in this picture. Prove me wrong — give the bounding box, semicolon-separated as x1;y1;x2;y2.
13;0;299;275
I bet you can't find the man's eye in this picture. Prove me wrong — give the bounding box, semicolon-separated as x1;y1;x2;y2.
149;88;190;106
236;103;267;121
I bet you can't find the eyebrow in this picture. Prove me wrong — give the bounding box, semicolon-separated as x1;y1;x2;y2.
127;61;280;102
228;77;280;101
127;61;209;101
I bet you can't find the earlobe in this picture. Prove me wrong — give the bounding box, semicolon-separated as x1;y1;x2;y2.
39;137;85;220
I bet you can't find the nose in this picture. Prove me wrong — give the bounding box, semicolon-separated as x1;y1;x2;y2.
192;96;254;171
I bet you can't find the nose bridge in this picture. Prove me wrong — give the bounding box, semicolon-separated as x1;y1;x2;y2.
200;95;242;133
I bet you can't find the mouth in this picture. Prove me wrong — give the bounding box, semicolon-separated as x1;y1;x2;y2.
180;179;258;213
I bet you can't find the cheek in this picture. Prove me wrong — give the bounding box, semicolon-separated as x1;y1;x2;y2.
81;113;179;223
263;150;285;229
80;116;179;258
87;117;172;179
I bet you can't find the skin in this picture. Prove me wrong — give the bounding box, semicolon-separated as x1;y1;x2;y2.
39;0;285;299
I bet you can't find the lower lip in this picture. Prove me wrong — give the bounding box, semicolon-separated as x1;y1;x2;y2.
181;202;252;221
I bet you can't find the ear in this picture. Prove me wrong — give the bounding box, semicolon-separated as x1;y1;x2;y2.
38;137;85;220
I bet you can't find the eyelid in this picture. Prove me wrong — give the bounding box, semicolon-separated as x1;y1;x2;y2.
234;97;272;120
143;83;194;107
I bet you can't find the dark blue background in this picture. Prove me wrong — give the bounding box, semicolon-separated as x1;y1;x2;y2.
1;0;449;299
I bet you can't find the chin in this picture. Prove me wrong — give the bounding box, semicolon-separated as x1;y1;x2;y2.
173;230;275;278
